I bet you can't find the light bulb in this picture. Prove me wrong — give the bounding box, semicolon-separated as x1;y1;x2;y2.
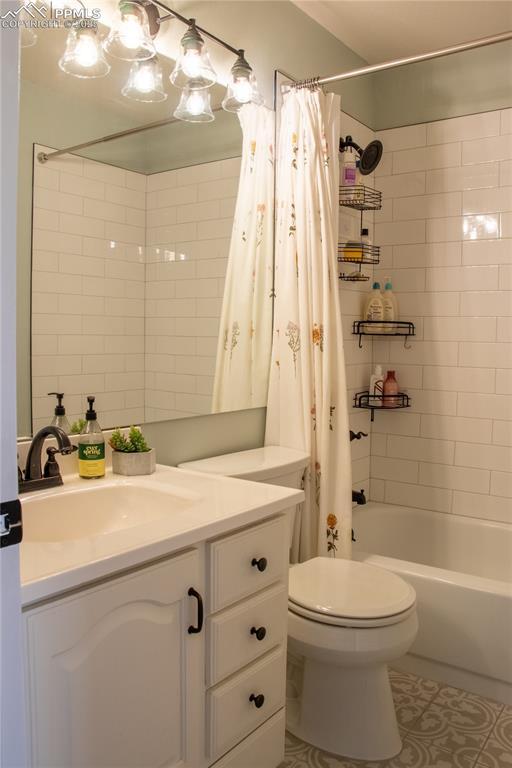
169;20;216;89
103;1;157;62
182;49;202;79
186;90;205;116
59;25;110;78
122;57;167;102
222;51;263;113
74;34;99;67
119;12;144;50
173;82;214;122
232;77;252;104
132;62;155;92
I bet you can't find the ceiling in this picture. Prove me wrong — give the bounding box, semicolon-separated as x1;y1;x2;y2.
293;0;512;64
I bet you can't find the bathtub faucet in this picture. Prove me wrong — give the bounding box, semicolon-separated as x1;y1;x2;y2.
352;489;366;505
350;430;368;442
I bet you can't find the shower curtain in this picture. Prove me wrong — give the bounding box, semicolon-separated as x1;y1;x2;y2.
212;104;275;413
265;88;352;562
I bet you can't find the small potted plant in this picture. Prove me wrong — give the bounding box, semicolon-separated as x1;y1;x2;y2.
109;427;156;476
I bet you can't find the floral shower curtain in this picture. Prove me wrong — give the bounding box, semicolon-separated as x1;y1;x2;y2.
212;104;275;413
265;88;352;562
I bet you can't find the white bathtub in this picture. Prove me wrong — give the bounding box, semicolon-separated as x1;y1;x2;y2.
352;502;512;704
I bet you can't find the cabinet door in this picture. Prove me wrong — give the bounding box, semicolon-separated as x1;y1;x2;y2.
25;550;203;768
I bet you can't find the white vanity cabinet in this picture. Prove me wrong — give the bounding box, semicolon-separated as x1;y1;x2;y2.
24;549;204;768
206;515;289;768
23;514;290;768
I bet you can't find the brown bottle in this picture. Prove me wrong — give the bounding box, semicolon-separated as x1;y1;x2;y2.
383;370;399;408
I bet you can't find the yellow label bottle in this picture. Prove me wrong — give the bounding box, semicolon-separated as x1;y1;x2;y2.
78;396;105;479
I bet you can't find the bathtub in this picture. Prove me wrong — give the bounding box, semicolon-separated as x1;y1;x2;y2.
352;502;512;704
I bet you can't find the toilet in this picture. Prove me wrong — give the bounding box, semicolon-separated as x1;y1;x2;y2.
178;447;418;761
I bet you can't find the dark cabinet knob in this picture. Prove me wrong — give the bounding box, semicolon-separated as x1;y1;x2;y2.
250;626;267;641
251;557;267;572
249;693;265;709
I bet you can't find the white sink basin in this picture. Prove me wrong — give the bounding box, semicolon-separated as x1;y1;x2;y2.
23;483;195;543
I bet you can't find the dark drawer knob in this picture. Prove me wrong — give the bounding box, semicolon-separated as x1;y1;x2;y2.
250;626;267;641
249;693;265;709
251;557;267;572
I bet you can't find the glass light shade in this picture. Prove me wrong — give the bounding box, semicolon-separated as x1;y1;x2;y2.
103;1;156;61
173;84;214;122
222;53;263;112
170;21;216;89
20;24;37;48
122;58;167;102
59;26;110;78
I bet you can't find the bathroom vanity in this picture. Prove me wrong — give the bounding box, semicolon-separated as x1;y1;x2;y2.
21;467;303;768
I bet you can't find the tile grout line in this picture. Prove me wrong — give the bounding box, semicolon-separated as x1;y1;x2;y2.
470;701;506;768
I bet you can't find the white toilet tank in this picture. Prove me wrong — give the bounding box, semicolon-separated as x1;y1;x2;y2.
178;446;309;546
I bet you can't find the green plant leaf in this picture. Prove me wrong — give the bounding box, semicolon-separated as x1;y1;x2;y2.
70;418;86;435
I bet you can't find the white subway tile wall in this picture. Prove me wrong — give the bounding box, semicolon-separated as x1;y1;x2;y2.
32;146;146;432
370;110;512;524
144;157;241;421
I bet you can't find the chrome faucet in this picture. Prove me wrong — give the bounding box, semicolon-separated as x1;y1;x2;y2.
19;426;77;494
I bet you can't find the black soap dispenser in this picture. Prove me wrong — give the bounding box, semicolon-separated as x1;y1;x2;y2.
48;392;71;434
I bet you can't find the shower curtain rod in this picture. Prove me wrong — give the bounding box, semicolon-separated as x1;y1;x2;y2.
281;30;512;90
37;108;224;164
36;28;512;163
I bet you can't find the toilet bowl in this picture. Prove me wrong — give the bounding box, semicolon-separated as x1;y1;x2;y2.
178;447;418;761
287;556;417;760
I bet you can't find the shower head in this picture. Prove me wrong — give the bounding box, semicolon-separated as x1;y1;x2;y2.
339;135;383;175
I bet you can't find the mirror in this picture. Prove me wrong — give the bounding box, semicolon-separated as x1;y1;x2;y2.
19;23;274;436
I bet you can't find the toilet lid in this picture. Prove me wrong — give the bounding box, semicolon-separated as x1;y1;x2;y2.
288;557;416;620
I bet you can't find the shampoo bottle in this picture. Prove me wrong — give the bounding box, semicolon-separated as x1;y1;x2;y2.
342;146;357;186
78;396;105;479
381;283;395;333
383;280;399;322
364;282;384;331
48;392;70;434
369;365;384;406
383;370;399;408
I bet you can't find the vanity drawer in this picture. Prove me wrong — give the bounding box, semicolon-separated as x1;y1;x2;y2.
210;708;285;768
207;583;288;685
208;516;288;612
207;645;286;761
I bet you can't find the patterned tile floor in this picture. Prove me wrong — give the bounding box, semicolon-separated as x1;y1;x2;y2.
283;668;512;768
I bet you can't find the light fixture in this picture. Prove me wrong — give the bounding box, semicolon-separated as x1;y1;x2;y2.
222;50;263;112
103;0;157;61
170;19;216;89
173;82;214;122
39;2;264;126
122;57;167;102
20;25;37;48
59;24;110;78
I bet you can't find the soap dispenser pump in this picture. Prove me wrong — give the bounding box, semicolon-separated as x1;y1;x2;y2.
48;392;71;434
78;396;105;479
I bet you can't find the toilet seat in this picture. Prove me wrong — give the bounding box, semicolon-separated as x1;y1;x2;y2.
288;557;416;628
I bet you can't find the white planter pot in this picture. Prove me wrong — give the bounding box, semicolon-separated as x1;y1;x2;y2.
112;449;156;476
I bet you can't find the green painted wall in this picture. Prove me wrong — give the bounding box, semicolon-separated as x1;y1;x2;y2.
372;40;512;130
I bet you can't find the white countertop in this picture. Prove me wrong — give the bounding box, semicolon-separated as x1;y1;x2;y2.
20;465;304;607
